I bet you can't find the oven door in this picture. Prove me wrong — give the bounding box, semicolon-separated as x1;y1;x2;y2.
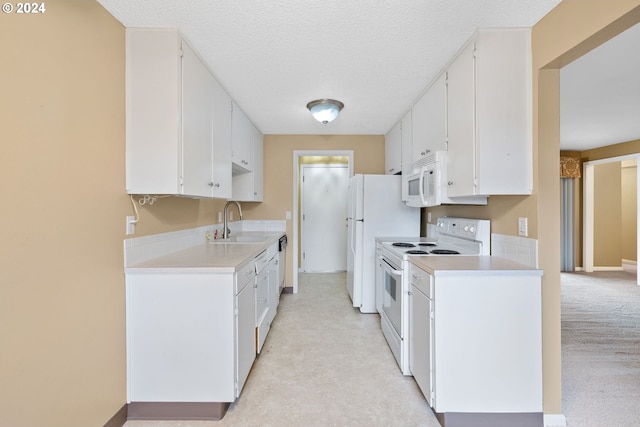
380;256;403;335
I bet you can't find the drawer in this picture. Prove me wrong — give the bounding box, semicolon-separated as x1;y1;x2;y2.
409;263;432;298
236;261;256;294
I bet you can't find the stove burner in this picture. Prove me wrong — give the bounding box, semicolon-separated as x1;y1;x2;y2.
429;249;461;255
406;250;429;255
392;242;416;248
419;242;436;247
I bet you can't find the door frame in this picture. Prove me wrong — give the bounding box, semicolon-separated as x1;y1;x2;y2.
583;153;640;284
292;150;354;293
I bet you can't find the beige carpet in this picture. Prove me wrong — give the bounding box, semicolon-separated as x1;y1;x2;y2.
561;271;640;427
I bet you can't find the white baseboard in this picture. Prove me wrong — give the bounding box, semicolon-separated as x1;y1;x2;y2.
622;259;637;274
593;266;624;271
544;413;567;427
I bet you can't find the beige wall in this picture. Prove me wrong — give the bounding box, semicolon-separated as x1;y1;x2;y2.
0;1;128;426
594;162;623;266
4;0;640;424
428;0;640;415
621;160;638;261
569;140;640;268
531;0;640;415
247;134;385;285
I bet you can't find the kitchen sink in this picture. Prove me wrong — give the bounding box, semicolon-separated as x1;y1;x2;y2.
212;235;272;243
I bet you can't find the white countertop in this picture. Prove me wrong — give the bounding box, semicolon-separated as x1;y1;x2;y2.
410;255;542;276
125;232;283;274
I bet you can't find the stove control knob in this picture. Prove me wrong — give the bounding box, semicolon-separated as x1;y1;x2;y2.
469;226;476;233
464;225;470;232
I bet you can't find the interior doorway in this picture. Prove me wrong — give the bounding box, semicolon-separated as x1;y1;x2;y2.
292;150;354;292
300;164;349;272
582;155;639;284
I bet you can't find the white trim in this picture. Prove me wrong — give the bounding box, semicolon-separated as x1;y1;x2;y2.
292;150;354;293
583;162;594;273
592;266;624;271
622;259;637;274
544;413;567;427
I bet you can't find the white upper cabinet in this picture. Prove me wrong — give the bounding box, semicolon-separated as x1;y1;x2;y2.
401;111;413;169
385;121;402;175
125;28;232;198
412;72;447;162
210;78;233;198
232;124;263;202
231;103;254;174
385;110;413;176
446;28;532;197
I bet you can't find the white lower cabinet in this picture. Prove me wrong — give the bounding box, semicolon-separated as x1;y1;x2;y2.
126;265;256;407
408;258;543;425
255;243;279;353
409;265;434;406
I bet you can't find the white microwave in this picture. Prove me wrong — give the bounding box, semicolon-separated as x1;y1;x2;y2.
402;151;487;207
403;153;442;207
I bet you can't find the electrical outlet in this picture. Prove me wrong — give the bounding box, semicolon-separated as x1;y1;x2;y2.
427;212;432;222
229;211;234;221
126;216;136;235
518;217;528;237
217;212;222;223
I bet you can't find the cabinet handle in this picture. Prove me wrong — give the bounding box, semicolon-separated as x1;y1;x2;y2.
389;168;395;173
447;181;453;186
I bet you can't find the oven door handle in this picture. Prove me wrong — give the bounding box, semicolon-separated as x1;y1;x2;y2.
381;258;402;276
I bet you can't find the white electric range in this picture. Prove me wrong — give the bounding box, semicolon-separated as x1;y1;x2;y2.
375;217;490;375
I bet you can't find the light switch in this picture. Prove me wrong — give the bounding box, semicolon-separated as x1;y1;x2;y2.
518;217;528;237
286;211;292;220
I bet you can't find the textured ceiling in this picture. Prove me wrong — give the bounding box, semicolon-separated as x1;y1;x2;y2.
97;0;561;135
560;22;640;151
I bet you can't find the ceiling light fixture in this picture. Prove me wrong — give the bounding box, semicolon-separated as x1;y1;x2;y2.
306;99;344;125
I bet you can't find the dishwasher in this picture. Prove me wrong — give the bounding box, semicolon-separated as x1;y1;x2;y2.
278;234;287;293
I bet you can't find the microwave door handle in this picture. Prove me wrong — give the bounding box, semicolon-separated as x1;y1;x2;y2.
419;167;429;206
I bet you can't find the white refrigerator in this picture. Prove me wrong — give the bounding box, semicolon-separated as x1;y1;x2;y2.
346;174;420;313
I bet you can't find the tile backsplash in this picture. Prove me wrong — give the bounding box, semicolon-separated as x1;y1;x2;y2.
491;233;538;268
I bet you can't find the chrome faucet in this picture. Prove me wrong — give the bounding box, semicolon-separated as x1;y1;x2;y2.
223;201;243;239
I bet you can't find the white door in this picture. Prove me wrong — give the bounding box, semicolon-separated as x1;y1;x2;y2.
301;165;349;272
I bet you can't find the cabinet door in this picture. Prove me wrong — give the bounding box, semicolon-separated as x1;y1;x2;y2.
211;78;232;198
413;73;447;161
410;285;433;406
424;73;447;153
255;270;269;354
267;255;279;324
401;111;413;168
231;103;253;172
446;41;476;197
385;121;401;175
236;281;255;397
411;90;430;161
181;42;214;197
125;29;181;194
251;125;264;201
